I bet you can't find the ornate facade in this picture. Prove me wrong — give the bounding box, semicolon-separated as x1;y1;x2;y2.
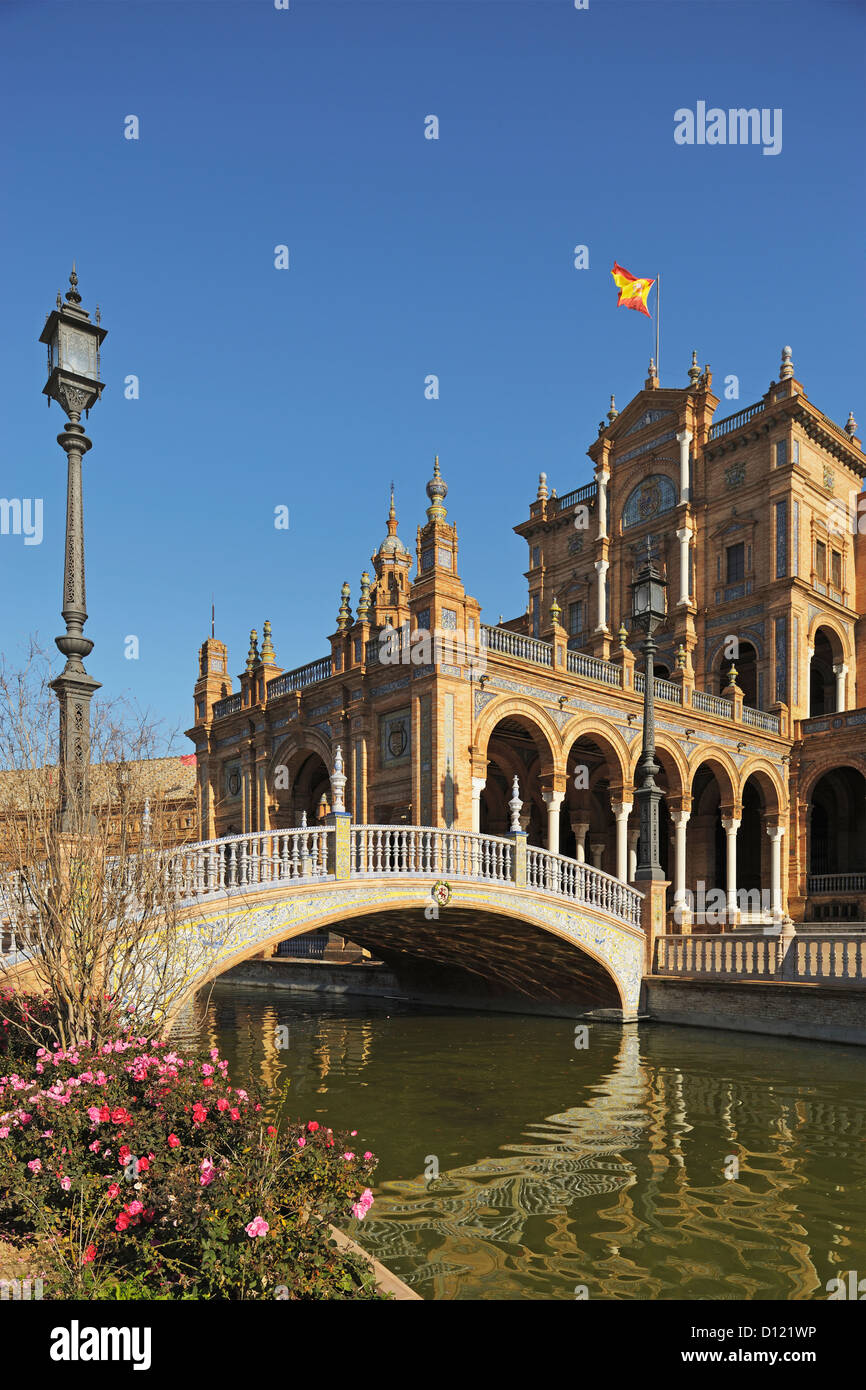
187;348;866;930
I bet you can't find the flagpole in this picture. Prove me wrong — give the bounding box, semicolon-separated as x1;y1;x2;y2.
655;274;661;380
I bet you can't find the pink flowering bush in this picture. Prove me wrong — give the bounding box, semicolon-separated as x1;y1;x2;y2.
0;1002;383;1300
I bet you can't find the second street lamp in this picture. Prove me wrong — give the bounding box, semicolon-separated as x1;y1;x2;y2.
631;537;667;883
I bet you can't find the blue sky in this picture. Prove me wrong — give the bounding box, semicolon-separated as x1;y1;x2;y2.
1;0;863;746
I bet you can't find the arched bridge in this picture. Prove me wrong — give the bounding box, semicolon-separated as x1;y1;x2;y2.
149;823;647;1024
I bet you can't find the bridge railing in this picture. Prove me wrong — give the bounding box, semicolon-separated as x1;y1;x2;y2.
653;931;866;984
526;848;642;929
166;826;334;900
350;826;515;883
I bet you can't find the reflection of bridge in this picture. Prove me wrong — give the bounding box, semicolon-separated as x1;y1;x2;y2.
138;822;647;1025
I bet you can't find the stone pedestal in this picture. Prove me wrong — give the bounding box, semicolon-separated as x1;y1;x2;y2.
639;878;670;973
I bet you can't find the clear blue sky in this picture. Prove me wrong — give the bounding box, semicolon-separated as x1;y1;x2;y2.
1;0;863;747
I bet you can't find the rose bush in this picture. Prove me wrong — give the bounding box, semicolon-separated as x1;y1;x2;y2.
0;1003;384;1300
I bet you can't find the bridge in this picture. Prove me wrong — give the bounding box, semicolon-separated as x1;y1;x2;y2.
139;821;648;1026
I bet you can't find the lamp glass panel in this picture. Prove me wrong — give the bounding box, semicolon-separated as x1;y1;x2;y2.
59;323;97;378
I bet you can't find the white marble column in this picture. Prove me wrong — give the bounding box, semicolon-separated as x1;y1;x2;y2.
833;663;848;713
721;816;741;923
471;776;486;833
542;789;565;853
671;810;690;920
676;526;691;606
597;469;609;539
627;824;640;882
590;840;605;870
767;824;785;919
676;429;692;502
594;558;609;631
611;801;632;883
257;764;267;832
571;818;589;863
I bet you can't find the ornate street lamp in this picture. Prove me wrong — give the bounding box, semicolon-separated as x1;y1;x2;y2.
631;537;667;882
39;267;106;829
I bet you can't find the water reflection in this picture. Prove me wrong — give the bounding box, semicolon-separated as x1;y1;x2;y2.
175;985;866;1301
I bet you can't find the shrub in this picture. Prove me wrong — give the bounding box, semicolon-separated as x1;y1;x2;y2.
0;1015;384;1300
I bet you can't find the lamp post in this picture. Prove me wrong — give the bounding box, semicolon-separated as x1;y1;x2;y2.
39;267;106;830
631;537;667;882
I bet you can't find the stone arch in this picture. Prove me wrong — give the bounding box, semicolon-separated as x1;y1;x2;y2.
739;760;785;816
268;729;333;827
652;734;689;803
474;696;564;774
806;615;850;662
808;621;850;716
562;719;633;870
561;717;631;792
688;749;739;810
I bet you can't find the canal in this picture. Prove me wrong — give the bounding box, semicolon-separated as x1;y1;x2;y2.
177;982;866;1301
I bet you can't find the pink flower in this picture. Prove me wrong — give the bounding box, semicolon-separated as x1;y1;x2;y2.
60;1176;72;1191
343;1152;355;1161
88;1140;100;1153
296;1136;306;1148
81;1243;97;1265
192;1103;207;1124
364;1151;373;1161
126;1200;144;1216
0;1128;9;1139
245;1216;269;1238
168;1133;180;1148
199;1159;216;1187
107;1183;120;1199
216;1098;229;1112
307;1121;319;1133
351;1188;374;1221
27;1159;42;1173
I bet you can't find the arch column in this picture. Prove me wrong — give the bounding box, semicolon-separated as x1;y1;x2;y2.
721;815;741;925
542;788;565;853
611;800;633;883
670;809;691;925
627;823;640;881
571;817;589;863
590;840;605;870
766;823;785;920
471;776;486;833
594;558;609;631
834;663;848;713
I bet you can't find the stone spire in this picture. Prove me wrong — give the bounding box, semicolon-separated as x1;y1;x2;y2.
779;345;794;380
645;357;659;389
336;581;351;631
607;394;618;424
260;619;276;664
688;350;701;387
357;571;371;622
245;629;259;674
426;454;448;522
537;472;548;501
845;410;858;438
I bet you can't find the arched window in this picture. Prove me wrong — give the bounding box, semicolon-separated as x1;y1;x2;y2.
622;474;678;530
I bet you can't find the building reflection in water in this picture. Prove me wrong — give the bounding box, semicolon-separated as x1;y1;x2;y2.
174;987;866;1302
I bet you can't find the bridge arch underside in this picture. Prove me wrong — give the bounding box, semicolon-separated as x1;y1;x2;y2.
177;886;642;1022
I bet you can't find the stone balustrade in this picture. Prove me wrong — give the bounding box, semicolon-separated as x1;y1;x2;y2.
654;931;866;985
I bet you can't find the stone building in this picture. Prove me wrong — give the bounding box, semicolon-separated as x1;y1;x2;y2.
187;348;866;929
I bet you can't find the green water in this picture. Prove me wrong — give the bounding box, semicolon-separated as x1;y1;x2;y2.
177;983;866;1301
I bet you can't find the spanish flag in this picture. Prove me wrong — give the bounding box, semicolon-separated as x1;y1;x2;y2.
611;262;655;318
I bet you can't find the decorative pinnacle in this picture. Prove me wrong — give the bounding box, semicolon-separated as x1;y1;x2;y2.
845;410;857;437
508;776;523;833
260;619;276;663
779;345;794;380
727;661;739;687
618;622;628;651
648;356;656;375
537;472;548;501
688;350;701;387
425;454;448;522
245;628;259;674
357;571;371;621
65;263;82;306
337;581;352;631
330;744;347;814
388;482;397;528
550;595;561;625
675;643;687;670
607;394;618;424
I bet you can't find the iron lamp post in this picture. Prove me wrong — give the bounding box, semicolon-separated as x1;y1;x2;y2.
631;539;667;882
39;268;106;830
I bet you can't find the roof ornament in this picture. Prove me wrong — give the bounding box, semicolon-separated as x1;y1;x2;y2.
537;472;548;501
337;581;352;631
260;619;276;664
425;454;448;522
688;350;701;387
245;629;259;674
508;776;523;833
845;410;857;437
779;345;794;380
607;394;618;424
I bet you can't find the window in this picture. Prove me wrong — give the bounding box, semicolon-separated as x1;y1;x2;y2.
726;543;745;583
815;540;827;581
792;439;800;464
568;600;584;636
531;546;540;569
831;550;842;590
775;440;788;468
